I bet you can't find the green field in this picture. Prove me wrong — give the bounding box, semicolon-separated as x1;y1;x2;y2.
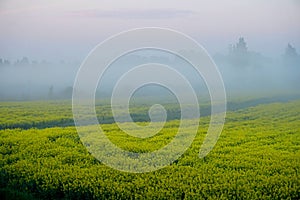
0;99;300;199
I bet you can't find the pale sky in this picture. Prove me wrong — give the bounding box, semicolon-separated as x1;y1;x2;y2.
0;0;299;61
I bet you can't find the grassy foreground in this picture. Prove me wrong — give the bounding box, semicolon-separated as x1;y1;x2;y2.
0;100;299;199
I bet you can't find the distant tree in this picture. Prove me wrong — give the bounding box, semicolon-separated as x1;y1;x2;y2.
282;43;300;87
48;85;54;100
284;43;298;58
229;37;249;66
283;43;299;67
234;37;248;54
4;59;10;66
20;57;30;65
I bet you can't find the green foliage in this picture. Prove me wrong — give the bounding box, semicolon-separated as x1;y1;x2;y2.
0;100;299;199
1;94;299;130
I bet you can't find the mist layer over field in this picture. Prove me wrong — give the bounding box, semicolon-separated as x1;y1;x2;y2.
1;39;299;101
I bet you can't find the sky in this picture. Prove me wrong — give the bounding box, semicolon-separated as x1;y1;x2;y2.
0;0;299;61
